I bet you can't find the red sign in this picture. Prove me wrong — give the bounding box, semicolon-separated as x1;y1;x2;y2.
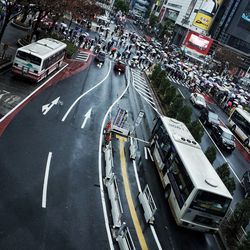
183;31;213;55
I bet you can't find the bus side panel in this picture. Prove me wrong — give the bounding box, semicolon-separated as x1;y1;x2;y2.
228;118;248;143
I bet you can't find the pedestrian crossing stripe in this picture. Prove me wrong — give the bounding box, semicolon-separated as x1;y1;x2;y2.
75;52;90;62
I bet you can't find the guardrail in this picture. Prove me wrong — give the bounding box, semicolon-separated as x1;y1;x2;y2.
115;222;136;250
103;141;136;249
138;184;157;224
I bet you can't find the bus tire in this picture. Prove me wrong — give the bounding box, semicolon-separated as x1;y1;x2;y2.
244;138;249;147
164;184;171;200
231;125;236;131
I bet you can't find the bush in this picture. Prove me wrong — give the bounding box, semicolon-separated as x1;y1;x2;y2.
216;163;236;195
163;85;176;105
176;105;192;125
205;145;217;164
188;120;204;143
166;95;183;119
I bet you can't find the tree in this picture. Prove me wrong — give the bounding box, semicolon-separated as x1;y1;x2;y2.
205;145;217;164
216;163;236;195
176;105;192;125
114;0;129;13
223;199;250;249
0;0;25;43
166;95;183;119
188;120;204;143
238;231;250;250
149;14;157;27
153;70;166;88
163;85;176;106
157;77;170;93
158;19;175;40
150;64;161;81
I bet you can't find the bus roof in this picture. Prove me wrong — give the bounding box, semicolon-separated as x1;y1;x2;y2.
235;107;250;122
160;116;232;199
17;38;67;59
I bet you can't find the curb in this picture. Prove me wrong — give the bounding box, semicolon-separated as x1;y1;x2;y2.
0;61;13;72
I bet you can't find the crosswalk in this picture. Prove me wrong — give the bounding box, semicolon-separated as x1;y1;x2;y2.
75;51;90;62
131;69;158;112
167;75;189;88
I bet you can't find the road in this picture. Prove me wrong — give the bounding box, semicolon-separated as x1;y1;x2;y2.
0;17;249;250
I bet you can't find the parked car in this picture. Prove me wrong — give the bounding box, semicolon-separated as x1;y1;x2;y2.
114;60;126;73
190;93;207;109
200;107;220;126
241;171;250;198
95;51;106;63
211;125;236;153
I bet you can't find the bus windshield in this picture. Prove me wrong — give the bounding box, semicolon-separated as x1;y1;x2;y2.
190;191;231;217
16;51;42;66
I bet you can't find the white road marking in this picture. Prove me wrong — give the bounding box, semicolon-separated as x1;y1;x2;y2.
42;96;60;115
177;88;185;99
42;152;52;208
62;61;112;122
132;152;162;249
144;147;148;160
98;67;130;250
147;147;154;162
0;64;68;123
81;108;92;129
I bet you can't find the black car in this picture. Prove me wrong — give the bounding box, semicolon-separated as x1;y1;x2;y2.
241;171;250;198
200;107;220;127
211;125;236;153
95;51;106;63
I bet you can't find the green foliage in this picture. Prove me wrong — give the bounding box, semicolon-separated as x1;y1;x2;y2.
114;0;129;13
205;145;217;164
176;105;192;124
163;86;176;106
149;14;158;27
238;231;250;250
188;120;204;143
166;95;183;119
153;70;166;88
158;77;170;93
216;163;236;195
150;64;161;81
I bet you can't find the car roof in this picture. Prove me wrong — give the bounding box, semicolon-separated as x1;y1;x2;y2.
218;125;233;134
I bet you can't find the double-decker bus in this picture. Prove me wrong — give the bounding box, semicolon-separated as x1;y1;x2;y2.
228;107;250;148
150;116;232;232
12;38;66;82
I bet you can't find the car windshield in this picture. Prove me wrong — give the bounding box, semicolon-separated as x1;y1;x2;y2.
222;131;234;140
196;95;205;103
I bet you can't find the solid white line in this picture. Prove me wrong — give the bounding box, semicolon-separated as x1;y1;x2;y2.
199;120;241;183
62;61;112;122
132;156;162;249
147;147;154;162
177;88;185;99
98;67;130;250
150;225;163;250
0;64;68;123
144;147;148;160
42;152;52;208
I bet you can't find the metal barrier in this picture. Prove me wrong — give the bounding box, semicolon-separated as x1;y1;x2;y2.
112;124;129;137
115;222;136;250
105;173;123;228
138;185;157;224
104;142;114;177
129;137;137;160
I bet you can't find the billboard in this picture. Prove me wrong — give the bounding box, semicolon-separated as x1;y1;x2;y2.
238;1;250;31
193;0;224;31
183;31;213;55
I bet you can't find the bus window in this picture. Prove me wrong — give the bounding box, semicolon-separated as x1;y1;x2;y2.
16;51;41;66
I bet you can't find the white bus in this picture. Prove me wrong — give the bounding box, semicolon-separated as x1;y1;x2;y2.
150;116;232;233
228;107;250;148
12;38;67;82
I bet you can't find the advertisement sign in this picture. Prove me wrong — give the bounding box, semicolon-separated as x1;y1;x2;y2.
238;1;250;31
183;31;213;55
193;0;224;31
165;9;179;21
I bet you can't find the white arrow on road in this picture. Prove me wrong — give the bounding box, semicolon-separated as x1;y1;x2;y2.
81;108;92;129
42;97;60;115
